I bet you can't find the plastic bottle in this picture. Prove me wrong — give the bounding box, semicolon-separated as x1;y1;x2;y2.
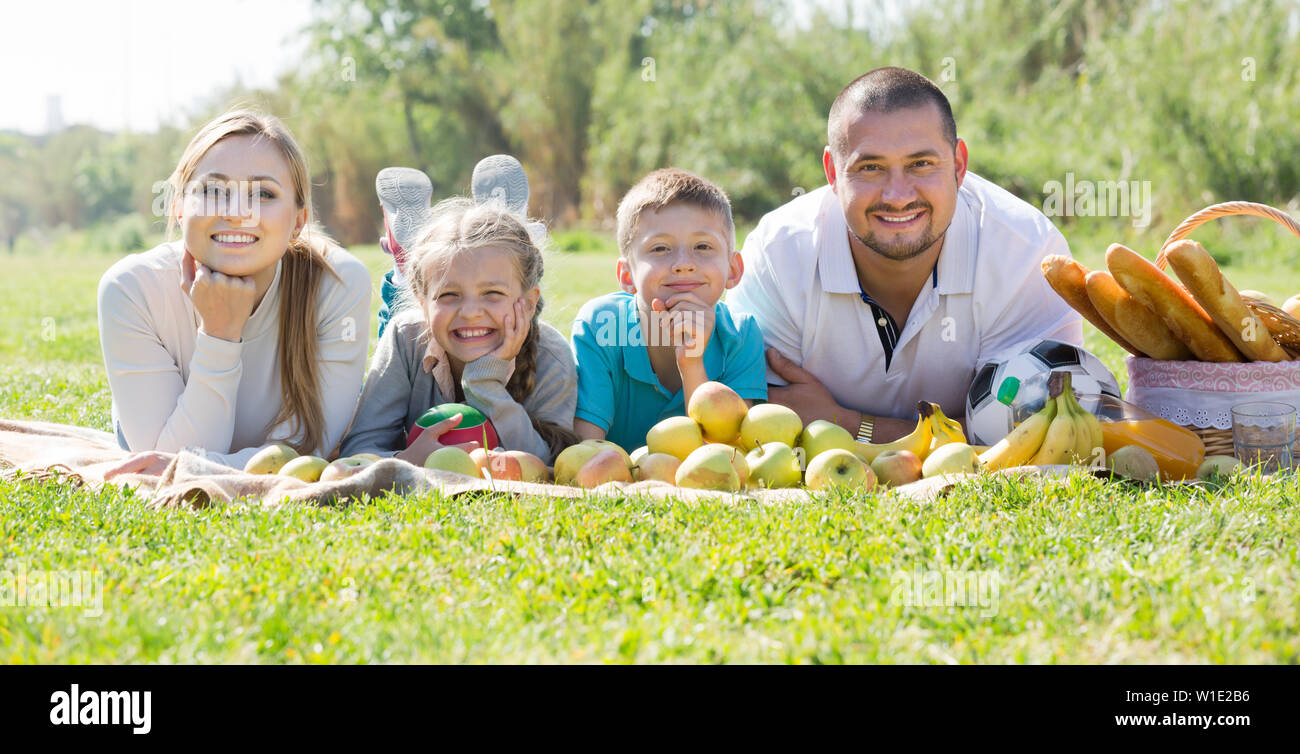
999;372;1054;434
1001;374;1205;479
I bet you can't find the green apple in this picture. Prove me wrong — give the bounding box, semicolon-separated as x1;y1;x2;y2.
424;446;481;478
870;450;923;487
320;455;374;482
798;420;857;463
1106;445;1159;482
633;452;681;483
278;455;328;482
921;442;981;478
1196;454;1242;481
244;443;298;474
646;416;705;461
687;381;749;443
738;403;802;451
703;443;749;487
629;446;650;465
804;449;874;492
675;444;742;491
745;442;802;488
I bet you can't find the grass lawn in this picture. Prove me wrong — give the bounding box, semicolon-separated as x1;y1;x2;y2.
1;226;1298;663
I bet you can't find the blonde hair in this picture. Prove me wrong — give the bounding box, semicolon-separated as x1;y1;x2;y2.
166;109;341;457
403;198;579;459
615;168;735;257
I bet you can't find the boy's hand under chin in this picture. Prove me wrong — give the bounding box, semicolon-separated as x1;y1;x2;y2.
651;292;714;372
488;297;532;362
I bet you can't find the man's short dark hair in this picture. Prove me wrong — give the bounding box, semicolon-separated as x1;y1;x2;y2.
827;66;957;164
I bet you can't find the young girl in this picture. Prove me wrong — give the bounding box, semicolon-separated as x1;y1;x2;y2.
99;110;371;476
340;198;578;465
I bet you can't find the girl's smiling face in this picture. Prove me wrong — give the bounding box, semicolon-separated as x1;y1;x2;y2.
424;245;540;369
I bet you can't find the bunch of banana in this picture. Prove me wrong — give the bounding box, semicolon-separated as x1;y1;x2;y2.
979;372;1104;470
854;401;934;463
926;402;968;452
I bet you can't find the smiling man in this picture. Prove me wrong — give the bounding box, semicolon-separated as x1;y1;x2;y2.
727;67;1082;442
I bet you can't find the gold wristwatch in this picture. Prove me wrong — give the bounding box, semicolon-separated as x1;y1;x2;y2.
855;414;874;443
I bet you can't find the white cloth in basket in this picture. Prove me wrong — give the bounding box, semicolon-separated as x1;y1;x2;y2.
1126;357;1300;429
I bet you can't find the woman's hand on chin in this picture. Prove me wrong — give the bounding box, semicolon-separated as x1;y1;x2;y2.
181;248;258;343
104;450;177;479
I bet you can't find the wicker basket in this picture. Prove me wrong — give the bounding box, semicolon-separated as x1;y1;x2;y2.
1128;202;1300;456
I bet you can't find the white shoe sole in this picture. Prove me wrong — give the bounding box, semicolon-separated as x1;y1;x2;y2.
471;155;530;215
376;167;433;252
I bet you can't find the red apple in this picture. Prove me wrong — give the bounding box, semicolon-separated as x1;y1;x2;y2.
470;448;523;481
870;450;923;487
576;449;633;488
504;450;549;483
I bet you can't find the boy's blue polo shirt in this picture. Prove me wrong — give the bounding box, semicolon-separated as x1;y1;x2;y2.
571;291;768;452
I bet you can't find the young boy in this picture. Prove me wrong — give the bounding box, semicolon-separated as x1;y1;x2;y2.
571;168;767;451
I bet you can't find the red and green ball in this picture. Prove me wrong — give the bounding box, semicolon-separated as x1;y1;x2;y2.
408;402;500;448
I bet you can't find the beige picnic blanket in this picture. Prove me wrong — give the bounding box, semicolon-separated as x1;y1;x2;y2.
0;419;1069;510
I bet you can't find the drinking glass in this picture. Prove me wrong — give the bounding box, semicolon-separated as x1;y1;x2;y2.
1231;402;1296;473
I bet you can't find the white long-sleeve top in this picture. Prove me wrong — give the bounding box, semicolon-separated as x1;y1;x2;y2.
97;240;372;469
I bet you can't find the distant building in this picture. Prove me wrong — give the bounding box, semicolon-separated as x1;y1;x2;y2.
45;95;64;134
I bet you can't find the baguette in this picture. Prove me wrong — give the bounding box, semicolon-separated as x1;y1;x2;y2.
1164;239;1288;362
1041;255;1143;356
1084;271;1194;360
1105;243;1244;362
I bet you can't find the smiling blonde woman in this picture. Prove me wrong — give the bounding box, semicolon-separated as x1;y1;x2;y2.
97;110;371;476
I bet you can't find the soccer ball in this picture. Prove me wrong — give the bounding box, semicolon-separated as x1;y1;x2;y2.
966;340;1121;445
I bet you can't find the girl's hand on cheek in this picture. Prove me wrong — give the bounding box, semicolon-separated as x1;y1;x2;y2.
489;297;530;362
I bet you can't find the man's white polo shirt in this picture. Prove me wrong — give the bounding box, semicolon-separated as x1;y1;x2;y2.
726;170;1083;420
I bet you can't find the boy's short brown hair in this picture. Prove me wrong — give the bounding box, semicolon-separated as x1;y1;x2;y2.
616;168;735;257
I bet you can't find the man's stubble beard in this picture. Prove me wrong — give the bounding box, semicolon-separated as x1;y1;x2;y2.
850;215;947;262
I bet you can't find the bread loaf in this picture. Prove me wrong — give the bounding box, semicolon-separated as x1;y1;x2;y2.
1041;255;1143;356
1106;243;1244;362
1164;239;1288;362
1084;271;1194;360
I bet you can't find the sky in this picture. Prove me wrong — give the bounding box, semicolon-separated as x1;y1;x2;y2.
0;0;891;136
0;0;314;134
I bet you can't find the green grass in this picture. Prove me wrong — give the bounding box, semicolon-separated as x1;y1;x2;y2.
1;229;1298;663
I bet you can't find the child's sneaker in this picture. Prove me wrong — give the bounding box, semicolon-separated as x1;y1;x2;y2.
471;154;530;216
375;166;433;272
